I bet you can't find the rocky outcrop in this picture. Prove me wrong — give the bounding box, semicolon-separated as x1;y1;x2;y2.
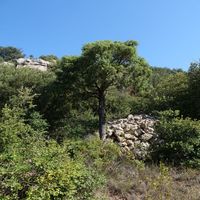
16;58;50;71
105;114;157;159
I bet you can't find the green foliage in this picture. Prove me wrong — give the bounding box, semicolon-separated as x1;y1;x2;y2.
51;109;98;142
130;96;152;114
1;139;103;199
150;67;183;87
0;57;4;63
0;87;46;152
152;110;200;167
39;55;58;62
79;40;137;92
27;141;103;200
0;64;56;110
129;58;152;96
0;89;103;200
27;111;49;133
187;62;200;119
106;89;152;117
150;72;189;113
55;41;152;139
64;136;121;171
0;46;24;61
106;89;134;120
2;40;200;199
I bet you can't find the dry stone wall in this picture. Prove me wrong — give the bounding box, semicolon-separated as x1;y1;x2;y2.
105;114;157;159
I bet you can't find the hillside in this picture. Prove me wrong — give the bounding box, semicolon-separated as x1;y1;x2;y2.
0;43;200;199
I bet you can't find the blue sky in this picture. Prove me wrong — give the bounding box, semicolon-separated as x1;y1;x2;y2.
1;0;200;70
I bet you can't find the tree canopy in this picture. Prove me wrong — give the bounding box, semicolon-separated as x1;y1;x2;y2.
0;46;24;61
56;40;152;139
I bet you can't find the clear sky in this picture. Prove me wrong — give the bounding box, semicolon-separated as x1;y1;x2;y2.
1;0;200;70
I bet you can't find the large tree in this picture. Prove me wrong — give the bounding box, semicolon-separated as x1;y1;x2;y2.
57;41;151;139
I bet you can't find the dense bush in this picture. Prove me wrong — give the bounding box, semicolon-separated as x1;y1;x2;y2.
0;64;56;110
106;89;134;120
149;72;189;114
104;88;152;120
1;141;104;199
51;109;99;142
152;110;200;168
0;89;104;200
64;136;122;171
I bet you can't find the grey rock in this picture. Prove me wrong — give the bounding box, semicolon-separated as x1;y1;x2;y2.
133;130;140;137
107;129;113;136
133;115;142;120
125;124;132;131
146;127;154;133
116;135;125;142
111;124;123;130
114;129;124;136
126;139;135;147
127;114;134;121
123;146;130;152
140;142;150;149
119;142;128;147
141;133;153;141
16;58;51;71
124;133;135;140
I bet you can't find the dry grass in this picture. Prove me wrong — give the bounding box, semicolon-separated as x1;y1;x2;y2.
95;159;200;200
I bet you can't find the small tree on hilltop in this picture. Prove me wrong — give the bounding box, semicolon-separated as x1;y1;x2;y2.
0;46;24;61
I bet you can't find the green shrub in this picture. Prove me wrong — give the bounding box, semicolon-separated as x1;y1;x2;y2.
0;64;56;111
130;96;152;114
106;89;133;120
0;90;104;200
0;139;104;200
63;136;122;171
51;109;98;142
152;110;200;168
106;89;153;119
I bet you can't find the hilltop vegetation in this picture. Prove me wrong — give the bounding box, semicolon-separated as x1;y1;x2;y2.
0;41;200;199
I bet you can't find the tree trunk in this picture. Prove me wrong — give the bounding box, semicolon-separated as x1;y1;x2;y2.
98;93;106;140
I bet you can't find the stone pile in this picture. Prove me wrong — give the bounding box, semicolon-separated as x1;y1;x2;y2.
16;58;50;71
105;114;157;159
